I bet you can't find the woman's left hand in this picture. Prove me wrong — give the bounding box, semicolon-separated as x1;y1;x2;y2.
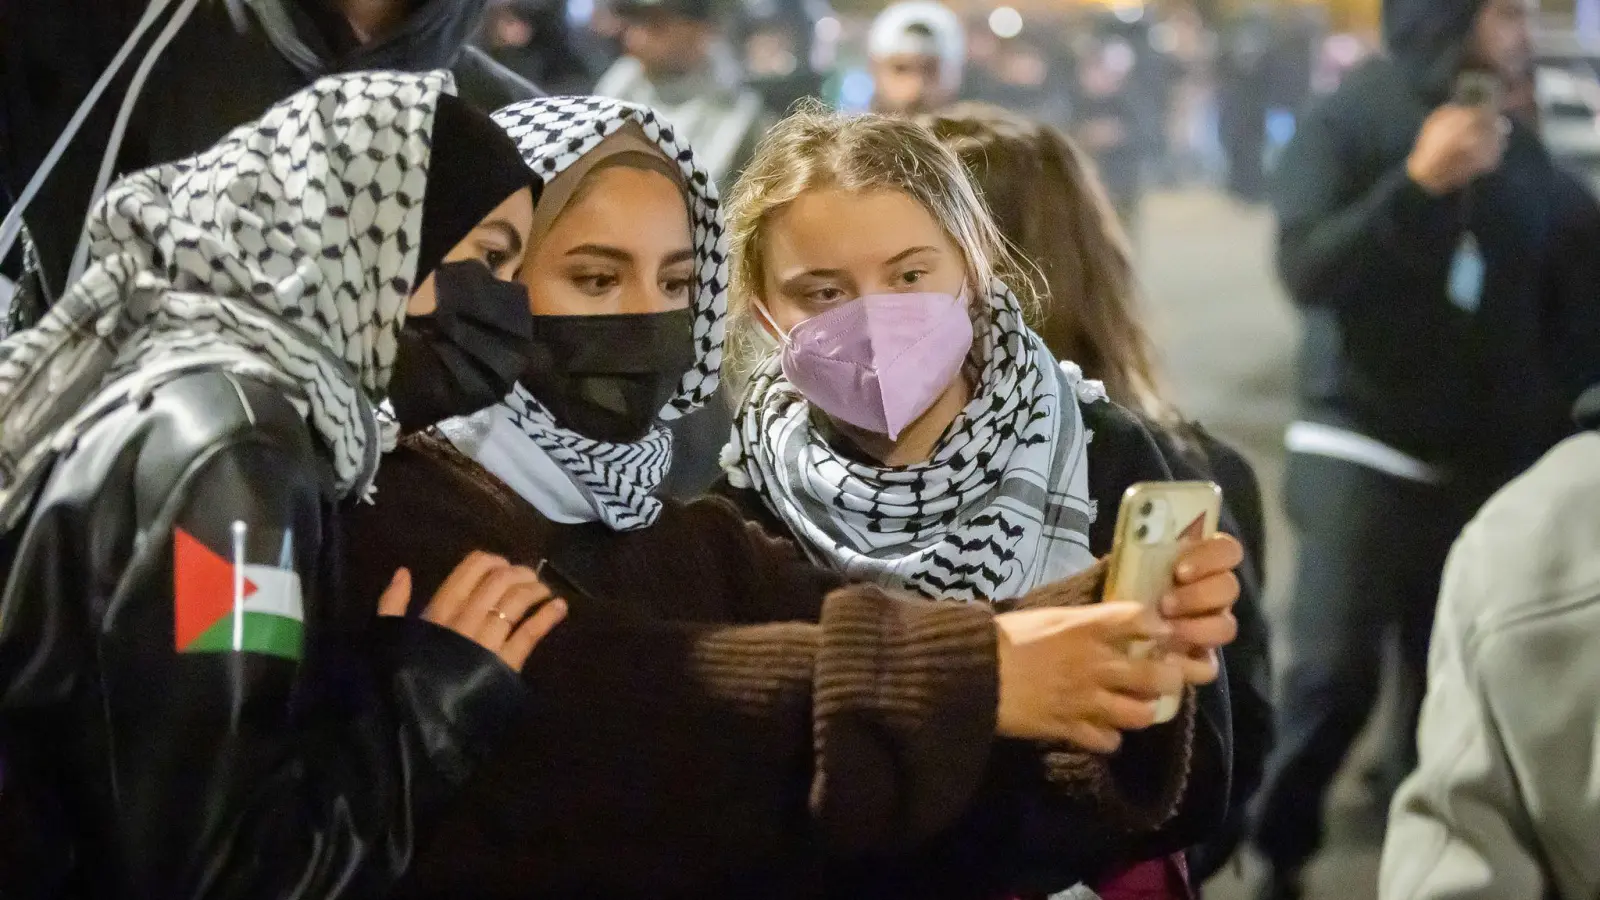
1160;533;1244;686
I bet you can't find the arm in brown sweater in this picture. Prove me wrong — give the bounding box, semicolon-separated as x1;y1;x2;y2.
345;441;1003;896
709;400;1230;890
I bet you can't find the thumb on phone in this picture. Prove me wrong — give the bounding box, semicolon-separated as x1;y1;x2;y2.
378;568;412;618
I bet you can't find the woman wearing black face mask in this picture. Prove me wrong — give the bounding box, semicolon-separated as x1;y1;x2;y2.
0;73;567;898
343;97;1205;900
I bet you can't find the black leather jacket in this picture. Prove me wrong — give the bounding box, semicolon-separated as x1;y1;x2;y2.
0;370;525;898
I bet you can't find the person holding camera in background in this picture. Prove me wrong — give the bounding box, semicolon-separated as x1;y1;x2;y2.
1249;0;1600;896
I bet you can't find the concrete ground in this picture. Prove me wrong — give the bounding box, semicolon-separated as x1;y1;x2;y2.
1132;190;1390;900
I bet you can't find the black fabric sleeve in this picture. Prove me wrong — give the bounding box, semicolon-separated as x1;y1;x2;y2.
82;437;523;897
1272;99;1459;307
1080;402;1232;858
1546;168;1600;404
1160;429;1274;878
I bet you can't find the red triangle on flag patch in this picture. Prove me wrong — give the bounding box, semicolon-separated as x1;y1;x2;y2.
174;527;257;651
1178;513;1208;542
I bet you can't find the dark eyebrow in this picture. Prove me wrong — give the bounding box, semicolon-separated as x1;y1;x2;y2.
662;248;695;267
565;244;633;263
480;219;523;258
884;246;940;266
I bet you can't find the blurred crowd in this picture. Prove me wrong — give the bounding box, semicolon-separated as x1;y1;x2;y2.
471;0;1369;210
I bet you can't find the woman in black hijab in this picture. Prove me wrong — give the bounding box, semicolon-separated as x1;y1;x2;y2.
0;72;566;898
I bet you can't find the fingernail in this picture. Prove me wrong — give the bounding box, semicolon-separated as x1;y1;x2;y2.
1161;593;1179;616
1176;564;1195;581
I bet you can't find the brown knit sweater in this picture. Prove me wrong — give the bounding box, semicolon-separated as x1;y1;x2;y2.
340;432;1203;899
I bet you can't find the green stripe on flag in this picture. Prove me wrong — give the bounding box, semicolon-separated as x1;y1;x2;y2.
184;612;304;661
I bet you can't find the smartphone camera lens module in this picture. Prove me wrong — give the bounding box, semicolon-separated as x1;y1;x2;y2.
1140;500;1154;516
1135;523;1150;540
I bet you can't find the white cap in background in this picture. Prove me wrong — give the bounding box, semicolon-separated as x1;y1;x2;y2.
867;1;966;93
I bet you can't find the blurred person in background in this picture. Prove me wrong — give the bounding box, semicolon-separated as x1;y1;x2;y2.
979;35;1074;130
0;0;536;332
594;0;772;191
866;0;965;115
482;0;596;94
1250;0;1600;896
738;0;827;115
571;1;628;79
1071;37;1155;226
924;102;1274;881
1217;3;1273;202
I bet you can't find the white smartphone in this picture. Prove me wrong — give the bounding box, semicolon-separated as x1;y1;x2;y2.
1103;481;1223;724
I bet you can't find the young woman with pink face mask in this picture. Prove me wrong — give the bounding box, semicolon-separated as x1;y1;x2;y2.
718;106;1245;898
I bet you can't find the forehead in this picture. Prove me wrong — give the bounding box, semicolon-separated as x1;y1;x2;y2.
546;167;690;241
764;187;953;271
879;52;943;71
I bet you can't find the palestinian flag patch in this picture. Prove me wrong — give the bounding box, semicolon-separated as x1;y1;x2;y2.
174;522;304;661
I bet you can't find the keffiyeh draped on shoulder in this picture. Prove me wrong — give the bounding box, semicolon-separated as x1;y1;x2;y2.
0;71;450;526
725;278;1106;602
445;96;728;532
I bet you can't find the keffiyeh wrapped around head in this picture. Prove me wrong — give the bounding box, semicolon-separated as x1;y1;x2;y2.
725;278;1105;602
444;96;729;532
0;71;452;525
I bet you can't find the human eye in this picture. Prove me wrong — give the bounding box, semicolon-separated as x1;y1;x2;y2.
571;271;620;295
806;286;848;305
663;275;694;301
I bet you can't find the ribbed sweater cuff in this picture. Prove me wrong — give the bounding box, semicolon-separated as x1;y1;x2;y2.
1041;687;1198;835
809;583;999;852
686;622;821;716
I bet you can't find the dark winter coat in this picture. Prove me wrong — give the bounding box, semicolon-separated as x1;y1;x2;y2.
0;373;527;898
0;0;536;305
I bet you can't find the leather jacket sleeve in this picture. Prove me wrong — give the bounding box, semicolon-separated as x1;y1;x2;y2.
0;373;525;898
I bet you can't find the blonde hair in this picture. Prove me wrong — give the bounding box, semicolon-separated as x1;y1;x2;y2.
724;102;1032;390
919;102;1180;429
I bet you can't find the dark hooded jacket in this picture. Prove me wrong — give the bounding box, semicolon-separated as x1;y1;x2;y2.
0;0;537;308
1272;0;1600;486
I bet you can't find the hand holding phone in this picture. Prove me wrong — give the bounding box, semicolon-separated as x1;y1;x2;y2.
1103;482;1227;723
1407;72;1509;195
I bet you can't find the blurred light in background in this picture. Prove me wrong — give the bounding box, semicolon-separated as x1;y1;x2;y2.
815;15;842;43
1149;21;1179;54
1103;37;1135;75
988;6;1023;39
841;69;875;110
1112;1;1144;24
567;0;594;26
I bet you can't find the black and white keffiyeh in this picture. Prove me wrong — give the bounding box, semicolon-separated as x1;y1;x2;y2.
448;96;728;532
0;71;450;524
725;278;1106;602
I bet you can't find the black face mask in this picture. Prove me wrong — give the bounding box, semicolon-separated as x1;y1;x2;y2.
519;307;697;443
388;260;536;433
